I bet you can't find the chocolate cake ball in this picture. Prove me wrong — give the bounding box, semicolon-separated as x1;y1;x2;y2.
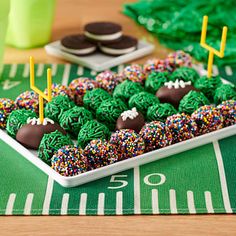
16;118;66;150
83;139;119;170
170;67;199;83
156;80;198;109
116;107;145;133
194;75;222;102
68;77;98;105
38;130;73;165
0;98;16;129
139;121;172;152
217;100;236;127
128;92;159;117
121;64;146;84
51;145;88;176
15;90;39;113
214;84;236;104
166;113;198;143
113;80;144;102
83;88;112;115
143;58;166;74
6;109;37;138
145;71;169;94
147;103;177;122
110;129;145;160
96;98;127;130
44;95;75;122
178;90;210;114
59;106;93;138
191;105;224;135
77;120;110;148
44;83;70;98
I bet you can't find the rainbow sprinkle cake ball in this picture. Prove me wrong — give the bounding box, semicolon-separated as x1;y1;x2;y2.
83;139;119;170
51;145;88;176
110;129;145;160
139;121;172;152
121;64;146;84
68;77;98;105
167;50;192;68
44;83;70;97
95;70;122;93
15;90;39;113
166;113;198;143
143;59;166;74
217;100;236;127
191;105;224;135
0;98;16;128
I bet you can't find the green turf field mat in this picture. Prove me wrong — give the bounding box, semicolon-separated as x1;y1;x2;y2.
0;63;236;215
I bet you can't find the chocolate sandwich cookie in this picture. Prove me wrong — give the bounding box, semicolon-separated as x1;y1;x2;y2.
99;35;138;55
84;22;122;42
61;34;97;55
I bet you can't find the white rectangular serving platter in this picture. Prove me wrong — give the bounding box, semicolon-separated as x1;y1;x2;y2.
1;125;236;188
45;40;155;72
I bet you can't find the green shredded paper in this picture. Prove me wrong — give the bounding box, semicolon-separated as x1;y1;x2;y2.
123;0;236;66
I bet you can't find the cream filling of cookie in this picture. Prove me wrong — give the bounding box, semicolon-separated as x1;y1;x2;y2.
60;44;96;55
84;31;122;41
100;45;136;55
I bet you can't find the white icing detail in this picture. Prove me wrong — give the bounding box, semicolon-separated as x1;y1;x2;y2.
121;107;139;121
164;79;191;89
60;44;96;55
99;45;136;55
27;117;54;126
84;31;122;41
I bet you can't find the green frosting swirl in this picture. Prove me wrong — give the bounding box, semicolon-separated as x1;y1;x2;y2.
59;106;93;138
147;103;177;122
83;88;112;115
6;109;37;138
194;75;222;101
170;67;199;83
145;71;169;94
44;95;75;122
113;80;144;102
77;120;110;148
38;130;73;164
96;99;128;130
128;91;159;117
178;90;210;114
214;84;236;104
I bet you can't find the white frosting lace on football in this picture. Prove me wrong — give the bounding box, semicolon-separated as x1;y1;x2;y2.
121;107;139;121
164;79;191;89
27;117;54;126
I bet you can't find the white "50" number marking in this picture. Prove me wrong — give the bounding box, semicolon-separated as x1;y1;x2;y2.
108;175;128;189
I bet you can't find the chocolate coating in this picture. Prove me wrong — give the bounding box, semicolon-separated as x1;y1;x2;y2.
156;85;198;109
16;122;66;150
84;22;122;35
116;111;145;133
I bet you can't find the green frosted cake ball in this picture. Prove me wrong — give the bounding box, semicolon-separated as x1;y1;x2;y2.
170;67;199;83
214;84;236;104
147;103;177;122
59;106;93;138
77;120;110;148
194;75;222;101
128;92;159;117
38;130;73;164
83;88;112;115
179;90;210;114
96;99;128;130
113;80;144;102
145;71;169;94
6;109;37;138
44;95;75;122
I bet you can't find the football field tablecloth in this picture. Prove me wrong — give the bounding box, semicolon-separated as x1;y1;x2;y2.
0;63;236;215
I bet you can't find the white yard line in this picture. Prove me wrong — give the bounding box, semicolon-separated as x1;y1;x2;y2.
5;193;16;215
42;177;54;215
24;193;34;215
9;64;17;78
134;166;141;214
169;189;177;214
61;193;69;215
213;65;219;76
187;191;196;214
90;70;97;76
36;63;44;77
213;141;232;213
79;193;87;215
204;191;214;213
51;63;57;76
97;193;105;215
23;63;29;77
77;66;84;76
225;66;233;76
62;64;71;86
116;191;123;215
151;189;159;214
118;64;125;74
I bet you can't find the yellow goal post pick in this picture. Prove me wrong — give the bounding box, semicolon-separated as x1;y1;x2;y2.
200;15;228;78
30;56;52;124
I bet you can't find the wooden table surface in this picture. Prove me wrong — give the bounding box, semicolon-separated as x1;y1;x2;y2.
1;0;236;235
